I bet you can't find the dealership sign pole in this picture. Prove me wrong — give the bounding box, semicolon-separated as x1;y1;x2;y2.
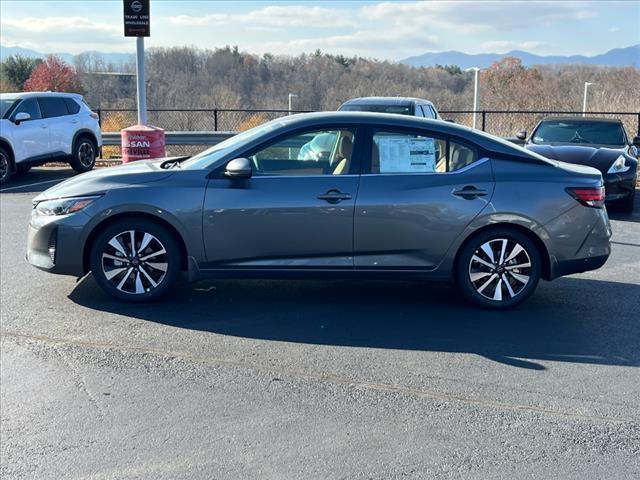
123;0;150;125
121;0;165;163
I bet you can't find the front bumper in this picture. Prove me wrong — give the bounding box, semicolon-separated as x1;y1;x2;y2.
26;210;88;276
604;169;637;203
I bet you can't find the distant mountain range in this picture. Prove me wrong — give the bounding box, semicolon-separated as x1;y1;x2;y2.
401;44;640;69
0;46;133;66
1;44;638;69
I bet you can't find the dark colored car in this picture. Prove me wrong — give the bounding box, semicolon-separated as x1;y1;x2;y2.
27;112;612;309
518;117;639;212
339;97;440;119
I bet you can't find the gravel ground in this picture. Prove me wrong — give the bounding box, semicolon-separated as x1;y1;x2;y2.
1;168;639;479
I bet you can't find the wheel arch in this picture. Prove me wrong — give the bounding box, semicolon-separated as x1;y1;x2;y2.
82;211;189;274
453;223;552;281
73;129;98;151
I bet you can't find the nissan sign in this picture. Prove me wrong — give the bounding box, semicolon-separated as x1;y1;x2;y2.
123;0;150;37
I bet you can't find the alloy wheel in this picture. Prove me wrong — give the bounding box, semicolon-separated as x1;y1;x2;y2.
0;151;9;183
101;230;169;295
468;238;532;301
78;142;95;167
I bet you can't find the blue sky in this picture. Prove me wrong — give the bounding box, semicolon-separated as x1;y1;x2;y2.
1;1;638;59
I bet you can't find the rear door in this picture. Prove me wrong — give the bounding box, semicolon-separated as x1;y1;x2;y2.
202;126;362;269
354;126;494;269
38;97;75;155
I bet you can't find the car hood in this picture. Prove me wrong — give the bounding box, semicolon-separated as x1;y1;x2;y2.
525;145;625;174
34;159;176;201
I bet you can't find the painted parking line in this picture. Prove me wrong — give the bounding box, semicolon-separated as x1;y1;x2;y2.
0;178;69;193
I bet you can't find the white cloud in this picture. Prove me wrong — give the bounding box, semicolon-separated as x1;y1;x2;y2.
360;1;597;33
481;40;548;52
169;5;355;29
0;16;128;52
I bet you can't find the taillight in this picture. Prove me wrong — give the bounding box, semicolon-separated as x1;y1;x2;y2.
90;112;99;120
566;186;605;208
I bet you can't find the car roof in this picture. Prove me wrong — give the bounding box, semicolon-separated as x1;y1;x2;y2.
0;91;83;100
266;111;554;164
340;96;434;107
539;116;622;124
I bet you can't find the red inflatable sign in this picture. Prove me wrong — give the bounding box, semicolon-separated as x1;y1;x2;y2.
121;125;166;163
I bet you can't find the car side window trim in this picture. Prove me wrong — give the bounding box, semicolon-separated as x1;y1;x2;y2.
217;124;365;178
10;97;43;121
361;125;484;175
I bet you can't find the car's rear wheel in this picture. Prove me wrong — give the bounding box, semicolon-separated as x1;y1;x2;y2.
0;147;12;185
70;136;97;173
90;219;181;302
456;228;541;309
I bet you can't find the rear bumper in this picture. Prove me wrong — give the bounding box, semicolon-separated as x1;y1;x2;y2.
554;254;609;277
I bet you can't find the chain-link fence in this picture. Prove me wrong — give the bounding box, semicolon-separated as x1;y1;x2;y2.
97;108;640;158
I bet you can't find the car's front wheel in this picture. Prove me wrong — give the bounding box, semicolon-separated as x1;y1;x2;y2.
456;228;541;309
0;147;12;185
70;137;97;173
90;219;182;301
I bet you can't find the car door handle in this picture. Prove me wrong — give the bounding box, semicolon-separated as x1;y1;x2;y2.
317;190;352;204
452;186;488;199
40;125;48;129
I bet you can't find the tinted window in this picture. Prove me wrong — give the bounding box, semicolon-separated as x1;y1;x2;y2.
370;130;478;174
12;98;42;120
420;105;435;119
63;98;80;114
38;97;69;118
532;120;626;146
339;104;413;115
247;129;356;176
1;99;20;119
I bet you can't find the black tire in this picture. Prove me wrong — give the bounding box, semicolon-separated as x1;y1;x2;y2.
16;164;31;174
455;228;542;309
0;146;12;185
70;136;97;173
90;219;182;302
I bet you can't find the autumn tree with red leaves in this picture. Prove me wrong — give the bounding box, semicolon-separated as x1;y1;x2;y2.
23;55;83;93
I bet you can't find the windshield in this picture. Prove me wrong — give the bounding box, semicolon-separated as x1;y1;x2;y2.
181;118;285;169
532;120;626;146
0;99;19;119
339;104;412;115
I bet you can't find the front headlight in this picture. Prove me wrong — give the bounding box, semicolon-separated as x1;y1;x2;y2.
33;195;101;216
607;155;631;174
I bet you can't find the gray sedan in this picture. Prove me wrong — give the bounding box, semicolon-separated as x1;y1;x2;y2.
26;112;612;308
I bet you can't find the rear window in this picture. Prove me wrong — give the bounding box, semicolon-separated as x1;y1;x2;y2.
532;120;626;146
339;104;413;115
63;98;80;114
38;97;70;118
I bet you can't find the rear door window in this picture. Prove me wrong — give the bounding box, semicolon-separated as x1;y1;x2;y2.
38;97;70;118
63;98;81;114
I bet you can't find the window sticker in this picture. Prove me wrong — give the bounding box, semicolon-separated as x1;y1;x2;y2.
376;136;436;173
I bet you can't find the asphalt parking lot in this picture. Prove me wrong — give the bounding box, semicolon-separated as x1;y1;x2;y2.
1;168;639;479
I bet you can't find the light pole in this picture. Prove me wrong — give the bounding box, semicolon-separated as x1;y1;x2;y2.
465;67;481;129
583;82;594;117
288;93;298;115
135;36;147;125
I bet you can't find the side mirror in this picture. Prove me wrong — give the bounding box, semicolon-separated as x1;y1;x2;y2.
632;136;640;147
224;157;252;178
13;112;31;124
516;130;527;140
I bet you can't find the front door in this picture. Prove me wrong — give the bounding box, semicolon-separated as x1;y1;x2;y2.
354;127;495;269
202;127;361;269
9;98;50;161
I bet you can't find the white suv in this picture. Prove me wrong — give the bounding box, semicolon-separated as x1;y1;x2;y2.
0;92;102;184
